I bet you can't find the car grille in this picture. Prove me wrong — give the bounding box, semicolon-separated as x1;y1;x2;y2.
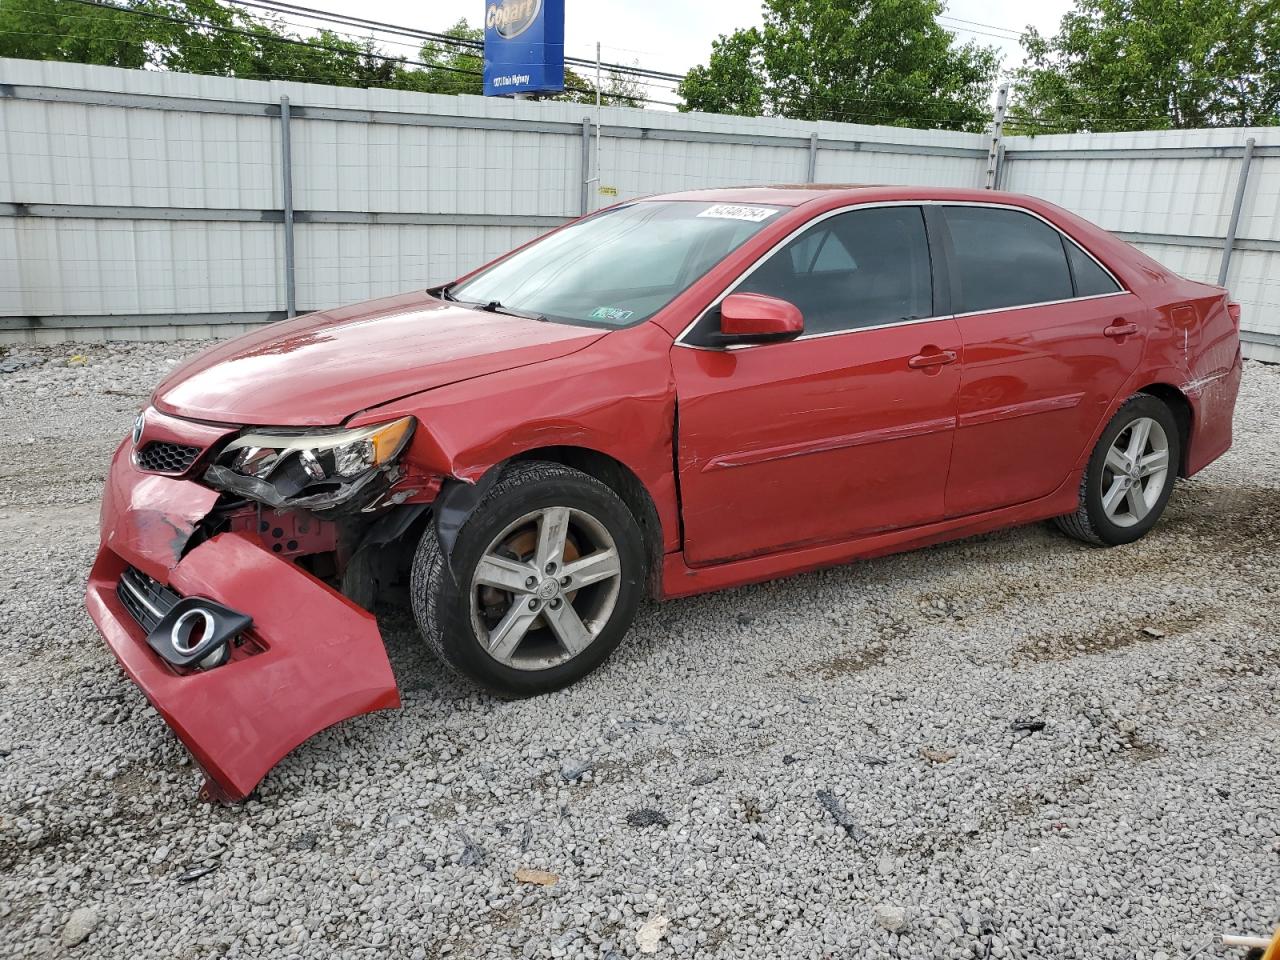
135;441;201;474
116;566;181;633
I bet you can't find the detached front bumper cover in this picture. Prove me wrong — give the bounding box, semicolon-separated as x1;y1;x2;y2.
86;441;400;802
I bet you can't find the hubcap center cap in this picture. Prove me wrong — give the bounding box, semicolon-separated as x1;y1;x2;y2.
536;579;559;600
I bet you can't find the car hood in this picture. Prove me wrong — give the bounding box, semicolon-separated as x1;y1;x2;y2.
152;292;606;426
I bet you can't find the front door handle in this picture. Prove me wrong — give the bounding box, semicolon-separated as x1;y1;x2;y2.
1103;320;1139;339
908;349;958;369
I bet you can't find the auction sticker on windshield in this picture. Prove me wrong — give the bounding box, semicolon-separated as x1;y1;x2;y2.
589;306;634;322
696;204;778;222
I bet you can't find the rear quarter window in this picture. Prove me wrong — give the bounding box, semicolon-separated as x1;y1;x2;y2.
1064;239;1122;297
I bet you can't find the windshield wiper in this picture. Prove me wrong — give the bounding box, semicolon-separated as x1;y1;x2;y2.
475;299;546;322
442;290;546;321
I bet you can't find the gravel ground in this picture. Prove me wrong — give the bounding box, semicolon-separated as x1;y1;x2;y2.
1;342;1278;960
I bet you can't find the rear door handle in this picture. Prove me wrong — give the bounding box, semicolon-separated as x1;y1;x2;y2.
908;349;957;369
1103;320;1139;339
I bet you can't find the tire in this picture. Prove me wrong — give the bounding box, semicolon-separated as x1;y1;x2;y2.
410;461;646;696
1054;394;1181;546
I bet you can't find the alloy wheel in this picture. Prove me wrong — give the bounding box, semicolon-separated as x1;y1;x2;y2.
469;506;622;670
1100;416;1170;528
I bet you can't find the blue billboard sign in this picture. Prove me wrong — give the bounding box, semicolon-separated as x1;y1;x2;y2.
483;0;565;97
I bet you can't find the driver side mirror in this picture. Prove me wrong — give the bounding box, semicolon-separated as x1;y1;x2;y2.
716;293;804;346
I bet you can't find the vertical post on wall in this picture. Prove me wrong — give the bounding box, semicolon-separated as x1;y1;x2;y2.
993;142;1006;191
580;117;594;215
1217;137;1255;286
807;132;818;183
594;42;602;203
984;83;1009;190
279;96;297;319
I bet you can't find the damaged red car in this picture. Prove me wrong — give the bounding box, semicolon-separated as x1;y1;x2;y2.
86;186;1242;801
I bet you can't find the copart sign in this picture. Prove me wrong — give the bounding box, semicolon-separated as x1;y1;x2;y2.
483;0;565;97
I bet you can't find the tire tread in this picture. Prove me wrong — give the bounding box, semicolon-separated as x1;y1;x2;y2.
410;460;642;694
1054;393;1178;547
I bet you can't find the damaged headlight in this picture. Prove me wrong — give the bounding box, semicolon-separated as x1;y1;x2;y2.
206;417;415;511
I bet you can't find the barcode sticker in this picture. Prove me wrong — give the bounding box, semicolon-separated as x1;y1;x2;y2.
696;204;778;223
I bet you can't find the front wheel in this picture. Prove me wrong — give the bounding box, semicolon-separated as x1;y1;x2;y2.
410;461;646;696
1055;394;1181;546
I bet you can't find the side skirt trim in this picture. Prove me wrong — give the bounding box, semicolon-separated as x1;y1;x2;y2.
659;470;1081;598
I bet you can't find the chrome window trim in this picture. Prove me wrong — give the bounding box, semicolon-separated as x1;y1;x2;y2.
672;198;1129;352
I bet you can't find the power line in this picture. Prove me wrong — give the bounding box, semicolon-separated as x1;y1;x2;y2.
942;22;1027;43
197;3;681;94
50;0;680;105
220;0;688;83
938;14;1023;38
24;0;1223;129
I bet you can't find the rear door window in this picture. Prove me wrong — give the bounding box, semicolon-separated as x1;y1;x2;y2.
942;206;1074;313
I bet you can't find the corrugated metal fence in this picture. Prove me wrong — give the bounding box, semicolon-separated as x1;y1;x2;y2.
1;58;1276;361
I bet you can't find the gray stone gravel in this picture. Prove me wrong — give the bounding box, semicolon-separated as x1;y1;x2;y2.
1;341;1278;959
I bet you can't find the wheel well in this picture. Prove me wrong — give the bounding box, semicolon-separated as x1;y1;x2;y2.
1137;383;1192;476
509;446;665;597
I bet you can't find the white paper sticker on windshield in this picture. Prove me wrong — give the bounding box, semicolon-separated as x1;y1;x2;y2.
696;204;778;223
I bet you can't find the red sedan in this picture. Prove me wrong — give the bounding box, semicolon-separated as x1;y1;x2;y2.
86;186;1242;801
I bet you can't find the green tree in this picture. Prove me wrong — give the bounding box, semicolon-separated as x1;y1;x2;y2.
678;0;1000;130
0;1;654;104
678;28;765;116
0;0;407;85
391;18;483;95
0;0;152;67
1011;0;1280;133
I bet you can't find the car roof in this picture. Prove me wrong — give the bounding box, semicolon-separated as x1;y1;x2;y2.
644;185;1024;208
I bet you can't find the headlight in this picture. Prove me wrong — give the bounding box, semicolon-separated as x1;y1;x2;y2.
219;417;415;484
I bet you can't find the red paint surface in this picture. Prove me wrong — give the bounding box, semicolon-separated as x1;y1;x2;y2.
152;292;604;426
945;294;1148;516
720;293;804;338
98;439;222;582
87;530;397;802
89;185;1242;797
673;317;965;563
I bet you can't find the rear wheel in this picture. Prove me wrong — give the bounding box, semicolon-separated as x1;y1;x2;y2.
1055;394;1180;546
410;461;645;696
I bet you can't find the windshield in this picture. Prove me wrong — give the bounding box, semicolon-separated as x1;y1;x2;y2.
447;200;783;328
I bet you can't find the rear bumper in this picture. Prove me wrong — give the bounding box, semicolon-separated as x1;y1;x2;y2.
85;441;400;802
1185;345;1244;476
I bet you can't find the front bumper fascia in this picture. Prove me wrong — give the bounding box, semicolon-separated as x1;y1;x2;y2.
86;441;400;802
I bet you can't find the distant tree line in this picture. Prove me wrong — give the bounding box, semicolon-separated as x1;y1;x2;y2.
678;0;1279;133
0;0;642;104
2;0;1277;132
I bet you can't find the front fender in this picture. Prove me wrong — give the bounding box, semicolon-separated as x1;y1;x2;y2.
351;322;682;554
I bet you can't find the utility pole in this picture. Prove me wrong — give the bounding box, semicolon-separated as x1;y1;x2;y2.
985;83;1009;190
